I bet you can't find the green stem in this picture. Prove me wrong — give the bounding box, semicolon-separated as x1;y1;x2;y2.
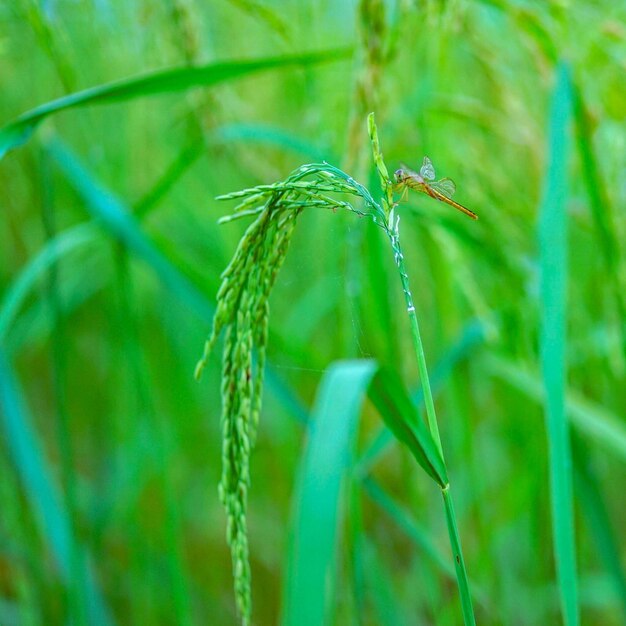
393;241;444;455
394;239;476;626
442;486;475;626
403;276;444;458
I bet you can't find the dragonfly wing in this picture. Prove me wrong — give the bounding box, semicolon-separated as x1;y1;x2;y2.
419;156;436;181
430;177;456;198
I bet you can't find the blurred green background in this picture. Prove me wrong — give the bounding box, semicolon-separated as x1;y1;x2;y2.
1;0;625;624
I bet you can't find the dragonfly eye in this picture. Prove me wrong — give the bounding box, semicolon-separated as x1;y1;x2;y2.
394;169;404;182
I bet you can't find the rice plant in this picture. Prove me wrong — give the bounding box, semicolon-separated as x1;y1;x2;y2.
195;113;480;625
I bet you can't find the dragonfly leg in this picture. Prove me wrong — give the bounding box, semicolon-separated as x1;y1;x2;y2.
399;184;408;203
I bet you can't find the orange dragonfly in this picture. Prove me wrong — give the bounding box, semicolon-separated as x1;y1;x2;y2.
394;156;478;220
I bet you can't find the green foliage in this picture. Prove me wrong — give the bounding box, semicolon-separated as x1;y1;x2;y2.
1;1;625;625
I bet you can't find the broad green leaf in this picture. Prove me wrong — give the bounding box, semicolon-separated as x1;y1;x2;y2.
0;48;351;159
368;366;447;487
282;359;378;626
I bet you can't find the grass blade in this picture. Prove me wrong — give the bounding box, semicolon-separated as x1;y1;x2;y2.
571;81;619;278
571;81;626;360
282;359;377;626
135;124;332;220
0;350;114;626
213;123;334;161
538;62;578;626
485;355;626;463
573;437;626;621
442;487;474;623
39;149;88;626
0;48;351;159
46;139;214;317
0;223;99;345
362;476;456;581
133;139;205;219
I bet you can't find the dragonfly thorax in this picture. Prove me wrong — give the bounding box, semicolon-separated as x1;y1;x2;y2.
395;168;421;184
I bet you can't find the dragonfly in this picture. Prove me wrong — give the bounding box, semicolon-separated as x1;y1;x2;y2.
394;156;478;220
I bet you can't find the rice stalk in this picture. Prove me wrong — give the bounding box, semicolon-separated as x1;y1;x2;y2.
195;114;476;625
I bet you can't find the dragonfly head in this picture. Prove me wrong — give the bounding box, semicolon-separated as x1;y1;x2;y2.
393;169;405;183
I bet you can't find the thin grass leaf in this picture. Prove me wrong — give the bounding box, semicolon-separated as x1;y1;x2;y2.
117;247;194;626
0;350;114;626
539;62;578;626
134;124;331;219
361;537;406;626
0;451;41;626
570;81;619;277
362;476;455;579
214;123;334;162
571;81;626;360
46;139;214;318
484;355;626;463
282;359;378;626
565;395;626;462
572;437;626;621
228;0;291;41
39;150;88;626
441;487;474;624
0;48;351;159
0;223;99;345
134;139;205;219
